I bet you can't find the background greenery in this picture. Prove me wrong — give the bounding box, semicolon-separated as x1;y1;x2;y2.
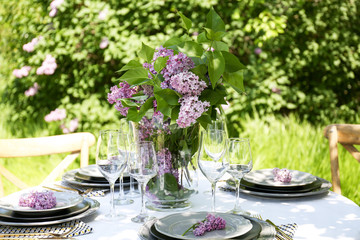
0;0;359;205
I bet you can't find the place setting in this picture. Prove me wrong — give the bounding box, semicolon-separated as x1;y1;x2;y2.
0;186;99;238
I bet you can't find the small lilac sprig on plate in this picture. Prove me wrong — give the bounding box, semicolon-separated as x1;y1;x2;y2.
182;213;226;236
19;191;57;210
273;168;292;183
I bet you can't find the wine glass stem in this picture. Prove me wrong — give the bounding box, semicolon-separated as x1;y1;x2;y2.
118;174;125;200
211;182;216;212
235;180;241;210
129;176;135;193
139;182;147;216
109;182;115;217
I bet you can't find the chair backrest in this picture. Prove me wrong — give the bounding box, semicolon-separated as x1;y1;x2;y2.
0;132;96;197
323;124;360;194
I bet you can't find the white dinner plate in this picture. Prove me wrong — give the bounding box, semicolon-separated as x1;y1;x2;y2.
243;169;317;187
62;169;124;188
155;212;252;239
0;188;83;214
0;197;99;226
224;177;332;198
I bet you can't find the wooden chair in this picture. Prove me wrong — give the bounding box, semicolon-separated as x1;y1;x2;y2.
0;132;96;196
323;124;360;194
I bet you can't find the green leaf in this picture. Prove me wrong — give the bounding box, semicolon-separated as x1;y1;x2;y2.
120;99;140;107
223;70;245;94
204;28;226;41
178;11;192;32
163;37;183;48
222;51;246;73
178;41;203;57
139;96;155;115
154;89;180;105
197;32;210;43
197;113;212;129
119;68;149;85
205;8;225;33
213;41;229;52
155;95;171;117
208;51;225;89
154;56;168;73
138;42;154;63
126;108;143;122
117;60;142;72
199;88;226;105
190;64;208;82
171;106;180;124
164;173;179;191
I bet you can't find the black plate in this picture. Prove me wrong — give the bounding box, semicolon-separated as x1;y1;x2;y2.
0;199;90;221
148;216;261;240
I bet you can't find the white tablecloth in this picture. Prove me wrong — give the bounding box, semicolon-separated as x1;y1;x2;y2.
78;175;360;240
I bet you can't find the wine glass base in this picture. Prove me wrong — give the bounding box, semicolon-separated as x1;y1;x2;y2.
131;214;155;223
126;191;141;198
101;212;127;221
114;198;134;205
229;208;251;216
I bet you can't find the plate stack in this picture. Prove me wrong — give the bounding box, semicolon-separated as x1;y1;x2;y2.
226;169;332;198
139;212;263;240
0;188;99;226
62;164;136;188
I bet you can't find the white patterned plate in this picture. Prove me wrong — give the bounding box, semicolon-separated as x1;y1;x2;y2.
155;212;252;239
243;169;317;187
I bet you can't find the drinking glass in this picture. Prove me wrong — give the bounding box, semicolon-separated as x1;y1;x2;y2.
119;119;140;199
128;141;158;223
226;138;253;214
114;131;134;205
198;129;229;212
96;130;128;220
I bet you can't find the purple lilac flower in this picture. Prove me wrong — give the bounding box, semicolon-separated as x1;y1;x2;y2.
44;108;66;122
156;148;172;175
170;71;207;96
13;66;31;78
49;0;64;17
107;82;137;116
23;36;43;53
192;214;226;236
273;168;292;183
36;55;57;75
100;37;109;49
24;82;39;97
19;191;57;210
254;47;262;55
177;96;210;128
142;85;154;96
61;118;79;133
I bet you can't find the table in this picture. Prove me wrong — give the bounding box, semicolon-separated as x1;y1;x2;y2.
78;175;360;240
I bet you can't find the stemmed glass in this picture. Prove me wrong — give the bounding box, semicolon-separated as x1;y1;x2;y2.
114;130;134;206
128;141;158;223
198;129;229;212
226;138;253;214
96;130;128;220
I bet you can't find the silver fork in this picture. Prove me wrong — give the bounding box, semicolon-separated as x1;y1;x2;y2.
253;214;292;240
54;184;93;195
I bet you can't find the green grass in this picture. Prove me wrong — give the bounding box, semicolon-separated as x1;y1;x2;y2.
0;105;359;205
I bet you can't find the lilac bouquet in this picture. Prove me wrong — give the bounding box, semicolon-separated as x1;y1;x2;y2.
107;8;245;209
19;191;57;210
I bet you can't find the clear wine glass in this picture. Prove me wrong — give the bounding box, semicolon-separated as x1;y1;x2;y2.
96;130;128;220
226;138;253;214
128;141;158;223
114;131;134;205
119;119;140;199
198;129;229;212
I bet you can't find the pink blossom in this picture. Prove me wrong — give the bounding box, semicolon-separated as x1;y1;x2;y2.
107;82;137;116
98;9;108;20
273;168;292;183
176;96;210;128
24;82;39;97
50;0;64;9
44;108;66;122
22;37;43;52
60;118;78;133
49;8;57;17
37;55;57;75
170;71;207;96
13;66;32;78
100;37;109;49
